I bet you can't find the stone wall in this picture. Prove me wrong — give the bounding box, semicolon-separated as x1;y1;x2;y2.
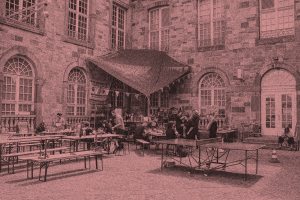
130;0;300;131
0;0;131;129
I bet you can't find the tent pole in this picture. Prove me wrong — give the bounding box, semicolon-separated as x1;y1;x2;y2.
147;95;150;117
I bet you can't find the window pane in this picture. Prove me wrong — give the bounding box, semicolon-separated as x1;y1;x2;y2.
161;8;169;27
261;0;274;9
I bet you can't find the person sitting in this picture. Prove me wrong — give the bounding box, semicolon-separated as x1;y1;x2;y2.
166;122;178;140
133;122;150;149
278;127;294;149
206;113;218;138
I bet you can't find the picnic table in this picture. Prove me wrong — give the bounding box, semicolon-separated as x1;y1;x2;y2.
0;135;65;173
64;133;124;154
26;151;103;182
39;130;75;136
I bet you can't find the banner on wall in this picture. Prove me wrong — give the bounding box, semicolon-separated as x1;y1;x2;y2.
90;81;111;101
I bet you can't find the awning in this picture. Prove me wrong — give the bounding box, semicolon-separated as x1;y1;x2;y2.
86;49;191;97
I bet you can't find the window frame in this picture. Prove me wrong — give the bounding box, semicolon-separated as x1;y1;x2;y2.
111;3;126;50
149;90;169;116
259;0;295;39
2;56;35;116
63;0;95;49
197;0;225;50
199;73;226;117
148;6;170;52
66;68;87;116
0;0;46;35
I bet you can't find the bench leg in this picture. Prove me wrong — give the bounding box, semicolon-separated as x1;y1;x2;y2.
84;156;86;169
27;160;34;179
89;156;91;169
95;155;98;169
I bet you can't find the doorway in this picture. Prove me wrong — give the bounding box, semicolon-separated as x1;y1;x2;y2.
261;69;296;136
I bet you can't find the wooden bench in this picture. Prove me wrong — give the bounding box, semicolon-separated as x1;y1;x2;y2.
26;151;103;182
1;147;70;174
135;139;150;156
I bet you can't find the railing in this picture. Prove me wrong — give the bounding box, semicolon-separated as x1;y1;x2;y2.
1;116;36;133
66;116;91;127
199;117;226;129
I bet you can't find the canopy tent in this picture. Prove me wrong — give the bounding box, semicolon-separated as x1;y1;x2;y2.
86;49;191;97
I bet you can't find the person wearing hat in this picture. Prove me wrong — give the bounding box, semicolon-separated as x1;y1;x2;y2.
53;113;66;131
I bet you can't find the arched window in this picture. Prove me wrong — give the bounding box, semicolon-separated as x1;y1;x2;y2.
66;68;87;116
199;73;225;116
2;56;34;115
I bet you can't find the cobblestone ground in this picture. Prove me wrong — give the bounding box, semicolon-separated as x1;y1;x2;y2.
1;141;300;200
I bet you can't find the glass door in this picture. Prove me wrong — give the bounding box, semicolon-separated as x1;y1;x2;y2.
262;92;296;136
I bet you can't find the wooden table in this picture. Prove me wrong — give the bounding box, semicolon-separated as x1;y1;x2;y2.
0;135;65;173
64;133;124;154
26;151;103;182
40;130;75;136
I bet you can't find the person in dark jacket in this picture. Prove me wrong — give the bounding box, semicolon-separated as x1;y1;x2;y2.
207;113;218;138
166;122;178;140
186;110;200;140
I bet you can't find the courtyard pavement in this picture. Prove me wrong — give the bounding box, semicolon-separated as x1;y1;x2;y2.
0;139;300;200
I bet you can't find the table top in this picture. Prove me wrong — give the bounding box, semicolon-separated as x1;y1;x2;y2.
200;142;265;151
26;151;103;162
153;139;196;147
64;133;123;140
217;129;238;134
40;130;75;135
0;135;65;144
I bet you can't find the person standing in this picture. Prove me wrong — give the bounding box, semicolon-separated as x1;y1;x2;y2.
207;113;218;138
175;109;185;138
186;110;200;140
53;113;66;131
111;109;125;135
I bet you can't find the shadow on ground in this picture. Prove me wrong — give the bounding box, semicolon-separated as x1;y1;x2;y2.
147;165;263;188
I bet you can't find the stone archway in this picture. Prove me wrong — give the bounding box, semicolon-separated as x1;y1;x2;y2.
261;69;296;136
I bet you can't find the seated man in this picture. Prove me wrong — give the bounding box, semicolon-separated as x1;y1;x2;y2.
133;122;149;141
278;127;294;149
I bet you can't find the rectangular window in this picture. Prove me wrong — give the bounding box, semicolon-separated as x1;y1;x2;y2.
67;84;86;116
260;0;294;38
19;78;33;102
67;85;75;104
5;0;38;27
149;7;169;52
112;4;126;49
2;77;16;101
160;92;169;108
77;85;86;105
67;106;75;115
150;92;159;107
198;0;225;47
68;0;89;41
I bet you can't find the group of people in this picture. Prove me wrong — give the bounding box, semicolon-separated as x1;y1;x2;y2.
166;108;218;140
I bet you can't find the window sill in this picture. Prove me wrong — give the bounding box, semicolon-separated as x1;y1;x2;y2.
257;35;295;45
0;17;45;35
62;36;95;49
197;45;225;52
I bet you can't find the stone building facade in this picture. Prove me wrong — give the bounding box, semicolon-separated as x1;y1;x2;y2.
0;0;133;132
1;0;300;137
131;0;300;136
